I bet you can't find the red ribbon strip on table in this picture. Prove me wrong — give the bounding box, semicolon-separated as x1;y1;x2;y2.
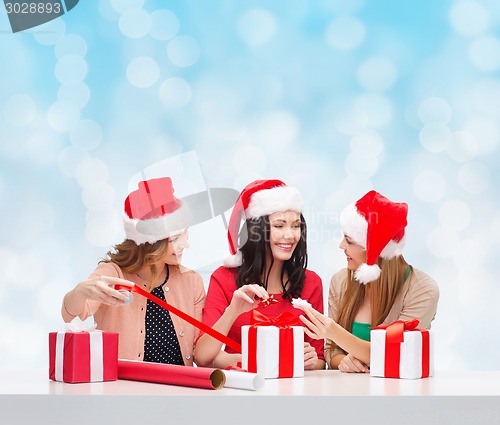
247;310;301;377
372;319;430;378
115;284;242;353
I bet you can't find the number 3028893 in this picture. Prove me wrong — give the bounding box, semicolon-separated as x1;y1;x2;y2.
5;2;62;14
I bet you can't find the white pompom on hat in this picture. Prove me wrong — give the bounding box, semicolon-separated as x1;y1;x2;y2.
123;177;190;245
340;190;408;284
224;179;304;267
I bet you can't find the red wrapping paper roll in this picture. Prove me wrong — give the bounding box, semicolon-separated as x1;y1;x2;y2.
118;360;225;390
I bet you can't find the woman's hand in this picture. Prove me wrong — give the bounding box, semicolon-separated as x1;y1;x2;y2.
338;353;369;373
74;276;134;307
299;306;336;340
304;342;319;370
227;284;269;317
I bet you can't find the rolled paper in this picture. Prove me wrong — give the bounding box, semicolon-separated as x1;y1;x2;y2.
223;369;265;391
117;359;225;390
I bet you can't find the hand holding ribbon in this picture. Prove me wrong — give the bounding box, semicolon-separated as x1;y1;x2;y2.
115;283;242;353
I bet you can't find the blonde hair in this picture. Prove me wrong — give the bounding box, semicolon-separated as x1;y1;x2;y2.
101;239;170;291
336;255;411;352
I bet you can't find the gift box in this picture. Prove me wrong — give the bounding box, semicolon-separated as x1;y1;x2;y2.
370;319;433;379
49;318;118;383
241;311;304;379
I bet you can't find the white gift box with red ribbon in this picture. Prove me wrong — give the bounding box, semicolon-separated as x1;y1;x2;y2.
370;319;434;380
241;311;304;379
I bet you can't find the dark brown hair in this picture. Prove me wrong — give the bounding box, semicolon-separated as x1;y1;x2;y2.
235;214;308;300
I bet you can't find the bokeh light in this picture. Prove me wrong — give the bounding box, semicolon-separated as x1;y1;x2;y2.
419;123;453;153
426;227;460;259
159;77;192;108
357;57;398;92
119;8;151;39
446;131;478;162
55;34;87;58
413;170;447;202
167;36;201;67
438;200;472;232
468;35;500;71
47;101;81;132
449;0;491;36
149;9;180;40
236;9;277;46
458;161;491;194
57;82;90;109
126;56;160;88
3;94;36;126
55;54;88;84
70;119;103;151
325;16;366;51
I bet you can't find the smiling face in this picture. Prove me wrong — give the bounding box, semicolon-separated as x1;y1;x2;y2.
267;211;302;263
339;234;366;272
164;228;189;265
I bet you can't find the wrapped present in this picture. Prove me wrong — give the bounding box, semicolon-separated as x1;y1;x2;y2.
49;317;118;383
241;311;304;379
370;319;433;379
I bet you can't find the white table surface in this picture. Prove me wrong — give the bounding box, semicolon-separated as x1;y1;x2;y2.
1;369;499;425
1;369;500;396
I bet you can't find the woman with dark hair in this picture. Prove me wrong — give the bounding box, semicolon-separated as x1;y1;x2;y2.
61;177;206;366
194;179;325;370
299;190;439;373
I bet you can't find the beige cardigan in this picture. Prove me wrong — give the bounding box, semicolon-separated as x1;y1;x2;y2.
324;267;439;366
61;262;206;366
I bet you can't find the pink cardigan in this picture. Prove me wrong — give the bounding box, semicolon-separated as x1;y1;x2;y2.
62;262;206;366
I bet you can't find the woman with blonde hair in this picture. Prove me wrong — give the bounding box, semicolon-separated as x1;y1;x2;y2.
300;190;439;372
61;177;205;366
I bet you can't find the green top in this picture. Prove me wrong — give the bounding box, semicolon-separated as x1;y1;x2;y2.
351;266;413;342
352;321;371;341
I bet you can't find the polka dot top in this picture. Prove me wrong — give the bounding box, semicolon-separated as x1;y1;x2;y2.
143;266;184;365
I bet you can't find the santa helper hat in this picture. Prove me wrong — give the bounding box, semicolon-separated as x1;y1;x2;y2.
123;177;191;245
224;179;304;267
340;190;408;284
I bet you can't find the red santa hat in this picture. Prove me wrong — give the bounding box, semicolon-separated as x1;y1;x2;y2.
339;190;408;284
224;179;304;267
123;177;190;245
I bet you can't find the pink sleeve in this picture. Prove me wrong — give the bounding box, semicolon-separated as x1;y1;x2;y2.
193;274;206;323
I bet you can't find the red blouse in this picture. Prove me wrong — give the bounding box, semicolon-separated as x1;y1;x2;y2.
201;266;325;360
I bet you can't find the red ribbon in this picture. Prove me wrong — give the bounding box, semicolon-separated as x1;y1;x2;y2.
250;310;302;327
115;284;242;353
247;310;301;377
373;319;430;378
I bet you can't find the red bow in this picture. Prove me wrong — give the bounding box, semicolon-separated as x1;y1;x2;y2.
372;319;420;344
250;310;301;328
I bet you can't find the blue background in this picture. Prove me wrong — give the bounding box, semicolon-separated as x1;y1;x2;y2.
1;0;499;371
